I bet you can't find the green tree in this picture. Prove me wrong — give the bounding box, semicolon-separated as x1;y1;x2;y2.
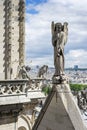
42;85;52;95
70;84;87;95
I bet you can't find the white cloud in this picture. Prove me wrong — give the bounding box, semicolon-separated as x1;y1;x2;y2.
65;49;87;68
26;55;54;67
25;0;87;68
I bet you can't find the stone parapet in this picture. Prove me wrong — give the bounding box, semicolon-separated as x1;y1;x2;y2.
0;79;46;106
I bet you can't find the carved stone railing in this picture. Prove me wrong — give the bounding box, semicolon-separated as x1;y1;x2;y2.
0;78;52;97
28;78;52;90
0;79;29;96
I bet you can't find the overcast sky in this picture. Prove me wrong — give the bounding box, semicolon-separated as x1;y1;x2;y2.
25;0;87;68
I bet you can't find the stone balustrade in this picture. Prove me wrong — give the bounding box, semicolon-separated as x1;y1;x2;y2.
0;78;52;96
0;78;49;105
28;78;52;90
0;79;29;96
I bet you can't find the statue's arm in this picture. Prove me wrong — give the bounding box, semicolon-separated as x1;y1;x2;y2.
52;33;57;46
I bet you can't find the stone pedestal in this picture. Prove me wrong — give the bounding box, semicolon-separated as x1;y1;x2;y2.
52;74;69;84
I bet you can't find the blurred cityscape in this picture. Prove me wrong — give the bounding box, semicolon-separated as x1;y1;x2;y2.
29;65;87;84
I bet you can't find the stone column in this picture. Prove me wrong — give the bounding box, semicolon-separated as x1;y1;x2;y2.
19;0;25;66
4;0;12;79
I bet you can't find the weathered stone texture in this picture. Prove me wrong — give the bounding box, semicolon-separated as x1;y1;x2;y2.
33;84;87;130
37;92;75;130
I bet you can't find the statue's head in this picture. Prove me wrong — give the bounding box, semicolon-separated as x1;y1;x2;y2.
55;23;62;33
64;22;68;26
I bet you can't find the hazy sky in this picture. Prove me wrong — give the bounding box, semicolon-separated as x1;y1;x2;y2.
25;0;87;68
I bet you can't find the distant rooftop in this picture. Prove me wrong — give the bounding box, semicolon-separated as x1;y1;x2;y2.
65;68;87;71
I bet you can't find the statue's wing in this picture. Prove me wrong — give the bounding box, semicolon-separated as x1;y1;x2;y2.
51;21;55;35
63;22;68;35
63;22;68;43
